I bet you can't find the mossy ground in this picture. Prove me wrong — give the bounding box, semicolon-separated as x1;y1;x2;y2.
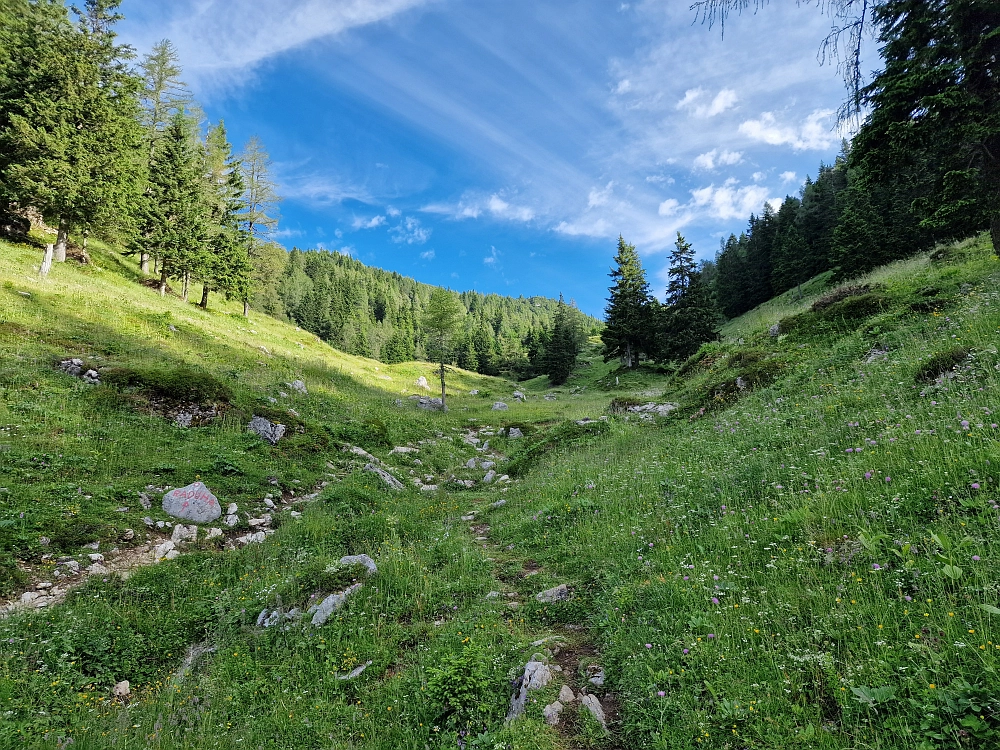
1;232;999;749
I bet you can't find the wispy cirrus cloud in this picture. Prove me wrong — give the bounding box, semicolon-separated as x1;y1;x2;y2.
676;87;739;117
693;148;743;171
422;192;535;223
389;216;431;244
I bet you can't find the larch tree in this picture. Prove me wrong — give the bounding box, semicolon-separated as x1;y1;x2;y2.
240;135;281;315
602;235;652;368
136;39;189;273
422;288;464;411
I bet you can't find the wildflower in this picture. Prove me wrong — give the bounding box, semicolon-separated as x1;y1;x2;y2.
872;564;881;570
682;648;689;654
657;691;665;697
971;483;980;490
645;643;652;649
972;555;981;561
904;596;912;601
885;476;891;483
929;684;935;689
707;633;715;639
865;471;872;479
711;597;720;605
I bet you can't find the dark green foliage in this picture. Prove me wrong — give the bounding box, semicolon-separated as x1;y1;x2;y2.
602;235;653;368
811;284;873;311
608;396;643;413
424;644;500;730
654;234;719;363
543;295;585;385
816;293;889;321
914;346;970;383
101;363;230;403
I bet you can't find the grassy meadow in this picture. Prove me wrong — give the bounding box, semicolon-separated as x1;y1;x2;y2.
1;232;999;749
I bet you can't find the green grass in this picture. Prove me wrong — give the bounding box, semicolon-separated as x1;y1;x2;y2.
2;231;1000;749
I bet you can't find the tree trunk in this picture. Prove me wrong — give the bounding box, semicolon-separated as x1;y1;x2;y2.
182;272;189;302
140;251;150;274
82;229;88;251
243;299;250;317
439;359;447;412
200;284;209;309
158;268;168;297
991;214;1000;259
39;244;54;278
54;217;69;262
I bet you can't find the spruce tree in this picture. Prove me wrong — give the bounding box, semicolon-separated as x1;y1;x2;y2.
657;234;718;362
545;295;582;385
602;235;652;368
146;111;207;297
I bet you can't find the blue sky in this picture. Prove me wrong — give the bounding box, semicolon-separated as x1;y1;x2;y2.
118;0;856;317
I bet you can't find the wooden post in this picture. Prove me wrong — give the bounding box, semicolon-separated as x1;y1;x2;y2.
39;244;54;278
54;217;68;262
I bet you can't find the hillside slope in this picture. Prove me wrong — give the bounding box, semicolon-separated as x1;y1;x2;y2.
1;233;999;750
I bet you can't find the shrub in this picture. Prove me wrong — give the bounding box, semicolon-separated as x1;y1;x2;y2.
812;284;872;311
424;644;496;729
102;364;230;403
914;346;969;383
816;293;889;321
608;397;643;414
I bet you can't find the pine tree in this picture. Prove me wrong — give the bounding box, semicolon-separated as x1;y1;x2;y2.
602;235;652;368
831;171;887;280
544;295;582;385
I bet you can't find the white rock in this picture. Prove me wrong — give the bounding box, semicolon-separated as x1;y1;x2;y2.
507;428;524;439
311;583;363;626
420;484;439;492
389;446;418;454
170;524;198;544
581;694;607;731
465;458;477;469
161;482;222;523
113;680;130;698
248;416;285;445
339;554;377;575
205;528;223;540
223;514;239;527
506;661;553;721
480;461;495;470
559;684;575;703
348;445;379;463
20;591;40;605
226;503;238;515
364;463;404;491
536;584;570;603
416;376;430;390
513;391;526;400
469;389;479;395
492;402;508;411
337;660;372;680
482;470;497;484
88;553;105;562
153;541;176;561
263;498;275;508
287;379;307;395
543;701;563;726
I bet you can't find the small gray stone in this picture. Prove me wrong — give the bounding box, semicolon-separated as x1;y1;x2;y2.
465;458;477;469
113;681;130;699
389;446;418;454
469;389;479;395
581;694;607;731
543;701;563;726
287;379;307;395
536;584;570;604
88;553;105;562
364;463;405;490
339;554;377;575
311;583;363;626
171;524;198;544
223;514;239;527
768;322;781;338
492;402;508;411
226;503;238;515
337;660;372;680
507;427;523;439
416;376;430;390
205;527;223;540
559;684;575;703
505;661;552;721
513;391;526;401
162;482;221;523
480;461;495;470
587;666;606;687
482;470;497;484
248;416;285;445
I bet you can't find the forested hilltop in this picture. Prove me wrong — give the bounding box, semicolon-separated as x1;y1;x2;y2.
256;247;599;378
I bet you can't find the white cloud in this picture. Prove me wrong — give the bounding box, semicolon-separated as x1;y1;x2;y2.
739;109;838;150
693;148;743;170
389;216;431;244
587;182;615;208
690;180;773;220
483;246;500;265
658;198;680;216
780;170;798;183
352;214;386;229
124;0;430;89
279;171;372;205
419;249;435;260
386;206;402;217
645;174;673;184
421;192;534;222
677;87;739;117
615;78;632;94
751;171;766;182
